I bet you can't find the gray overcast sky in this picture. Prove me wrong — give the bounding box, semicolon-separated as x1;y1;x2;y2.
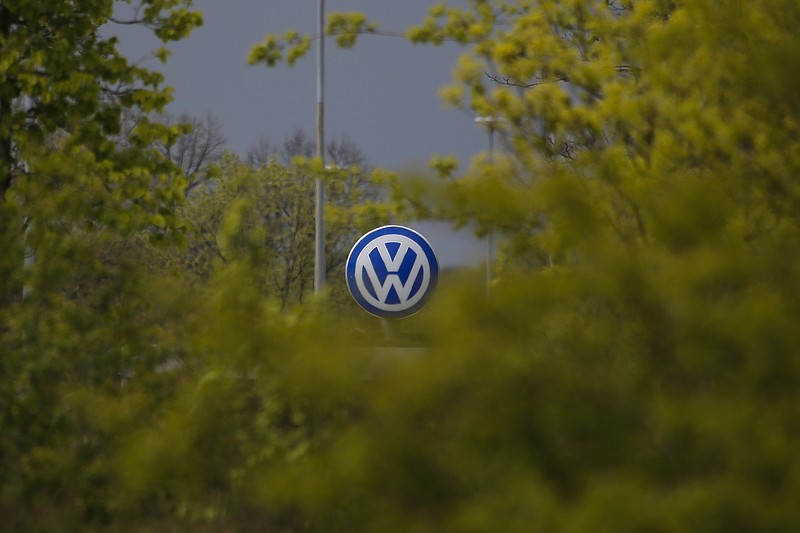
115;0;488;266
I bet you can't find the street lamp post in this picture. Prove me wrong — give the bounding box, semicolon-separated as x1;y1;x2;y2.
314;0;326;294
474;115;501;294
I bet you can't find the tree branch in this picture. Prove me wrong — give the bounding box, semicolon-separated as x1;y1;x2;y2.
486;72;570;89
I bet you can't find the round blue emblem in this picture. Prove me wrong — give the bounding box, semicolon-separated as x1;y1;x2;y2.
345;225;439;319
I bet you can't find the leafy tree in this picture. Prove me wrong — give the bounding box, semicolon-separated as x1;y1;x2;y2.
0;0;202;302
5;0;800;531
225;1;800;531
179;143;389;309
0;0;201;528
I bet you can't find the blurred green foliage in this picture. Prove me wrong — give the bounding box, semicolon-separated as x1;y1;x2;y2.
3;0;800;531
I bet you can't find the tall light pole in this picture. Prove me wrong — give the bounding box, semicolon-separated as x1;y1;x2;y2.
314;0;326;293
474;115;501;294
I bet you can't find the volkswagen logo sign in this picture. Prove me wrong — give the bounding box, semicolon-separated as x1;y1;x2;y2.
345;225;439;319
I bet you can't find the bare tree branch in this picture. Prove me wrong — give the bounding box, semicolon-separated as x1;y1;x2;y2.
157;112;227;195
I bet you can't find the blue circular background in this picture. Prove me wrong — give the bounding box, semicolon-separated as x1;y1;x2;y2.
345;225;439;319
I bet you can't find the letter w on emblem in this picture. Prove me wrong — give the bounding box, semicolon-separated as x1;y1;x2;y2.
362;242;424;304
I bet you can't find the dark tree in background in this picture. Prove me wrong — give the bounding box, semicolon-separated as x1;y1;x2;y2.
158;112;227;195
247;128;369;170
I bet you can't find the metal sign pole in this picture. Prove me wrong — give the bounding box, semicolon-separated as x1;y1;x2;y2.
314;0;326;294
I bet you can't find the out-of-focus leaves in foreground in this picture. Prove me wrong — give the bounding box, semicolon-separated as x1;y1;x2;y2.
4;0;800;531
